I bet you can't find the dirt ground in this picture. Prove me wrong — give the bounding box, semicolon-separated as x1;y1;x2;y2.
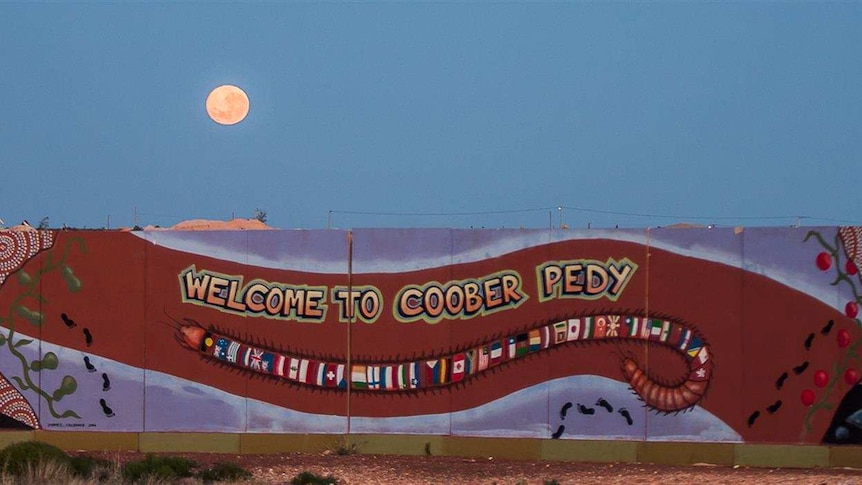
75;450;862;484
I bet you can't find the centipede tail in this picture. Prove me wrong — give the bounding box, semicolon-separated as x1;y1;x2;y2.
621;353;712;413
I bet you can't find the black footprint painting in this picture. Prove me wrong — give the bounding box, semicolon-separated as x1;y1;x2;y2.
551;425;565;439
596;398;613;413
83;328;93;347
577;404;595;415
560;402;573;420
99;398;115;418
804;333;815;350
822;320;834;335
83;356;96;373
618;407;633;426
61;313;76;329
102;373;111;392
748;410;760;428
793;361;810;375
766;400;782;414
776;372;789;390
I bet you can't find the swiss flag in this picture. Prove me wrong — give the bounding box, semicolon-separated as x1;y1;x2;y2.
325;363;339;387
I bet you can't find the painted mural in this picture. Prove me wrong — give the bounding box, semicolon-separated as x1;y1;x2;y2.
0;226;860;445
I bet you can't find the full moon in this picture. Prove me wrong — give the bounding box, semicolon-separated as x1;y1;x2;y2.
206;85;249;125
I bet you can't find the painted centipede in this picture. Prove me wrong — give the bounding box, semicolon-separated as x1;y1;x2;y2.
163;313;713;413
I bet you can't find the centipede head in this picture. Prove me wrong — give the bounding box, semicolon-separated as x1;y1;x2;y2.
158;309;208;350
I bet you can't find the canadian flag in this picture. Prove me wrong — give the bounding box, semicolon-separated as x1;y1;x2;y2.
452;353;466;382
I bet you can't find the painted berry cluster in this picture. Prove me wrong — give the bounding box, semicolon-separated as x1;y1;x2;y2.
803;230;862;431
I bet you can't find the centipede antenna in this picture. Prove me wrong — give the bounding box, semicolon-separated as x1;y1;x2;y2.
158;308;184;328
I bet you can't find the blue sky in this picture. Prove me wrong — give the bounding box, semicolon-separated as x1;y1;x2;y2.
1;3;860;230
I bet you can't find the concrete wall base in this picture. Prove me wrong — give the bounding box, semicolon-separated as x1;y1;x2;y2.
6;433;856;469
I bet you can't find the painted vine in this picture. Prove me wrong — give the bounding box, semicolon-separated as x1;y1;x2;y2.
0;236;86;419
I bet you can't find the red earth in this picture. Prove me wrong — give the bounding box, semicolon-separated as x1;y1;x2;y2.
73;450;862;484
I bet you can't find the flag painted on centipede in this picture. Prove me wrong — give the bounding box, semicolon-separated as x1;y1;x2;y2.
452;353;466;383
678;328;692;351
541;325;551;348
226;341;240;363
490;342;502;365
689;365;711;381
580;318;593;339
257;350;274;372
385;366;398;391
351;365;368;389
649;320;668;341
324;363;342;388
407;362;422;389
378;366;388;390
506;337;517;359
660;321;671;342
465;350;476;375
624;317;640;337
298;359;310;383
203;334;216;354
566;318;581;340
424;360;439;385
553;322;568;344
528;330;541;352
687;336;703;357
696;346;710;365
274;355;286;377
213;337;230;360
336;364;347;388
606;315;621;337
367;366;381;390
288;358;300;381
397;364;409;389
515;333;529;357
593;316;608;338
478;346;490;370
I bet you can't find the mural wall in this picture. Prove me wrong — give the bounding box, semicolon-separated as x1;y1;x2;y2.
0;226;860;445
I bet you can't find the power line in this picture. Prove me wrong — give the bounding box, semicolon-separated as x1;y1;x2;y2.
330;207;552;217
328;206;861;226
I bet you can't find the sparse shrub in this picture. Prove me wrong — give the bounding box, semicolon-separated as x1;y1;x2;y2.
329;436;358;456
0;441;71;476
544;480;561;485
69;454;113;480
12;458;79;484
121;454;197;483
199;461;252;482
291;470;339;485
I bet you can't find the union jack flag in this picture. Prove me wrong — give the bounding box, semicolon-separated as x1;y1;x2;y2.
249;349;265;370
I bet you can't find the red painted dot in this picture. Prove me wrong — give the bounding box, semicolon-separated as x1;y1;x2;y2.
838;329;851;348
847;259;859;276
814;370;829;388
816;252;832;271
844;368;860;386
801;389;816;406
846;301;859;319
